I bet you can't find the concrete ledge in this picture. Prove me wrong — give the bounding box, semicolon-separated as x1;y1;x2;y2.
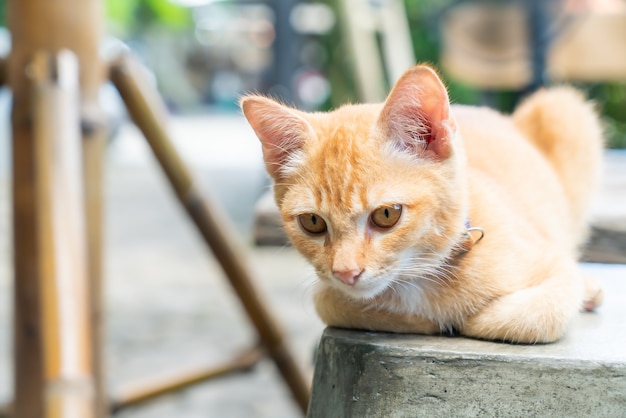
307;265;626;417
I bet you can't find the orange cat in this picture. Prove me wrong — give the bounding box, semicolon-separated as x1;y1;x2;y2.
241;65;604;343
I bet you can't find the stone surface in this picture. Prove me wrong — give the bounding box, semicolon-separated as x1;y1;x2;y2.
308;265;626;418
254;191;287;246
584;221;626;263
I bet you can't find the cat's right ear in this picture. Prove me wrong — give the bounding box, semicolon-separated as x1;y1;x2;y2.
240;95;310;179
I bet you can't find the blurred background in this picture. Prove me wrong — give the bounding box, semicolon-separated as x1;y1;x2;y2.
41;0;626;145
0;0;625;417
1;0;623;141
106;0;622;148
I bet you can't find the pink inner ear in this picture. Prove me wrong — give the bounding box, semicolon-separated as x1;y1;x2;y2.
241;96;309;178
379;66;455;160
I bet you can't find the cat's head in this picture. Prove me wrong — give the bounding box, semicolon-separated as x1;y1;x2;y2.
242;65;468;300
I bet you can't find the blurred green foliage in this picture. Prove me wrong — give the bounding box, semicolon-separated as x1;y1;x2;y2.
588;82;626;149
106;0;192;35
0;0;192;31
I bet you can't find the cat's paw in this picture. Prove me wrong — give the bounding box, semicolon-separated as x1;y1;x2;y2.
582;275;603;311
314;285;441;334
461;283;579;343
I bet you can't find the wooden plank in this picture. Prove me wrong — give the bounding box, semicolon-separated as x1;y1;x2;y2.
441;5;626;87
549;14;626;82
440;3;531;89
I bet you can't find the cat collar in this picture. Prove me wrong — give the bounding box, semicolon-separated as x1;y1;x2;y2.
456;221;485;254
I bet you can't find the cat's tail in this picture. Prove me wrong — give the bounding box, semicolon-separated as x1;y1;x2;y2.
512;87;604;238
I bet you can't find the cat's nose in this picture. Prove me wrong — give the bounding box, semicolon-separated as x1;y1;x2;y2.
333;268;363;286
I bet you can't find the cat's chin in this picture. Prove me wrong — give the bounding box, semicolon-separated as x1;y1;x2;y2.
327;277;392;301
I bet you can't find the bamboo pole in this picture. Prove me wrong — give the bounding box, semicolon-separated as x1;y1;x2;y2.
7;1;107;416
109;52;311;414
31;49;95;418
111;347;265;412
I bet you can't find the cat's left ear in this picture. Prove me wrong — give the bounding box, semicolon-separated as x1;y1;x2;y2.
378;65;457;160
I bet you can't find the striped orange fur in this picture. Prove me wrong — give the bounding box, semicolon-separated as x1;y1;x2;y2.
241;65;604;343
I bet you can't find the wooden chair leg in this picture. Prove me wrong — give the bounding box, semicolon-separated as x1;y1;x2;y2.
0;65;6;418
30;50;96;418
7;1;107;416
11;61;47;418
109;52;311;414
81;67;109;418
111;347;265;413
11;115;46;418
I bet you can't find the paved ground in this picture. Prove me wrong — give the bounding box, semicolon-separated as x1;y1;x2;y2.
0;111;624;417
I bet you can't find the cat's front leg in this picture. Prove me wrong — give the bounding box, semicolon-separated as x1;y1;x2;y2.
314;285;440;334
461;259;585;343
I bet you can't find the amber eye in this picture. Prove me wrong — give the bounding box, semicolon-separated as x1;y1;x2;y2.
298;213;327;235
370;204;402;229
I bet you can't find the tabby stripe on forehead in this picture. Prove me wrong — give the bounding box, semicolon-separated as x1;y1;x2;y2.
316;131;358;208
331;160;356;208
358;180;368;209
313;179;323;208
